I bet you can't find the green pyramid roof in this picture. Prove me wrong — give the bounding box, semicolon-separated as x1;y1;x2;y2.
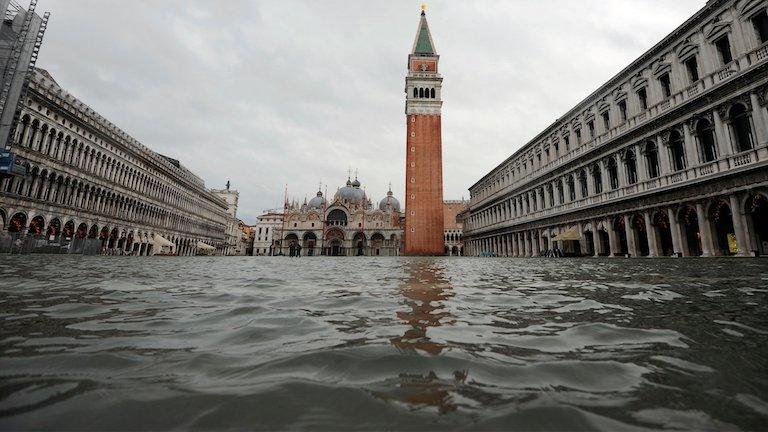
412;12;435;55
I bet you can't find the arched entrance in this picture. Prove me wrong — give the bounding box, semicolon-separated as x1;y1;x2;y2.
583;229;595;256
8;212;27;233
63;220;75;240
353;232;366;256
303;232;317;256
76;223;87;239
325;228;344;256
0;209;6;230
709;200;736;256
597;228;610;256
745;193;768;255
107;228;120;249
613;216;628;256
28;215;44;235
678;205;702;256
88;224;99;239
46;218;61;241
652;211;674;256
371;232;385;256
631;214;649;257
284;233;299;256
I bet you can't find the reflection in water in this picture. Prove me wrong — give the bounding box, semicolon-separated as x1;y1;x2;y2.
390;261;454;355
1;256;767;430
380;261;466;413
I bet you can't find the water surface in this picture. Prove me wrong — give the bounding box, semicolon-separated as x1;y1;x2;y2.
1;256;767;430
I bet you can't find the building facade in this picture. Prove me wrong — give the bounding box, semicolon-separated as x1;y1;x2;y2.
404;7;445;255
0;68;228;255
443;200;466;256
465;0;768;258
253;210;283;256
211;183;242;256
277;176;404;256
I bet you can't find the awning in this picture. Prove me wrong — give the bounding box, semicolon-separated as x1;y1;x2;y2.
152;234;175;247
196;241;216;250
552;230;581;241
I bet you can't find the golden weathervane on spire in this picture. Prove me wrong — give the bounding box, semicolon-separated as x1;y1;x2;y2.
421;3;427;12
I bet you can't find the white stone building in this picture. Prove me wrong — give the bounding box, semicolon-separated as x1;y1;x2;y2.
464;0;768;258
0;68;228;255
252;210;283;256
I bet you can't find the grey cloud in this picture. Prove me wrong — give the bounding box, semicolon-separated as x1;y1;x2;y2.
37;0;703;223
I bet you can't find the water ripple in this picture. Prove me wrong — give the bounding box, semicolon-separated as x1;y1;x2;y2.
0;256;766;430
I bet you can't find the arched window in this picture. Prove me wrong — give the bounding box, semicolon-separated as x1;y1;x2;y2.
645;141;660;178
413;88;418;98
625;149;637;184
419;88;424;98
430;88;435;98
327;209;348;226
695;118;717;162
607;157;619;189
567;176;576;201
579;170;588;197
729;104;753;152
669;130;686;171
592;164;603;194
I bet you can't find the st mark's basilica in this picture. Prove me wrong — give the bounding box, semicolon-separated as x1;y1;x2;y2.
277;176;404;256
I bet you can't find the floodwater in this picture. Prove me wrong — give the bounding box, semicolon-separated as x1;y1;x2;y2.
0;256;767;431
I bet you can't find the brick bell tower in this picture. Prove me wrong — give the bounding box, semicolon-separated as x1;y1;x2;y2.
404;5;444;256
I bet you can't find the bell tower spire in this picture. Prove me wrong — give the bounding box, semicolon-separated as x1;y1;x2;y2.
403;6;444;255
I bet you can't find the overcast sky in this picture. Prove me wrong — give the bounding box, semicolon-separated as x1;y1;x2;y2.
36;0;704;224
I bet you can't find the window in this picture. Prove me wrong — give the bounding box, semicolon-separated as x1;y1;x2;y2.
563;136;570;151
669;131;686;171
553;142;559;156
592;164;603;194
659;73;672;98
618;100;627;122
587;121;595;138
730;104;754;152
625;150;638;184
684;56;699;83
715;35;733;64
607;158;619;189
645;141;660;178
696;119;717;162
637;87;648;110
752;10;768;44
579;172;589;197
568;177;576;201
601;111;610;130
575;128;582;144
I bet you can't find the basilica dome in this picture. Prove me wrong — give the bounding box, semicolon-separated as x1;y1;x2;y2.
308;190;326;209
335;178;366;204
379;189;401;212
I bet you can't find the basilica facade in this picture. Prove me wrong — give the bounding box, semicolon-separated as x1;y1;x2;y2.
464;0;768;258
277;176;404;256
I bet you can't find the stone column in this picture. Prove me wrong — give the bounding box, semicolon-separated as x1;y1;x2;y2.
607;219;618;257
667;207;683;257
713;109;732;158
695;202;714;257
512;233;519;257
729;194;750;257
683;122;698;168
657;135;672;176
524;232;530;257
645;211;659;257
750;92;768;147
624;214;638;257
635;143;648;182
